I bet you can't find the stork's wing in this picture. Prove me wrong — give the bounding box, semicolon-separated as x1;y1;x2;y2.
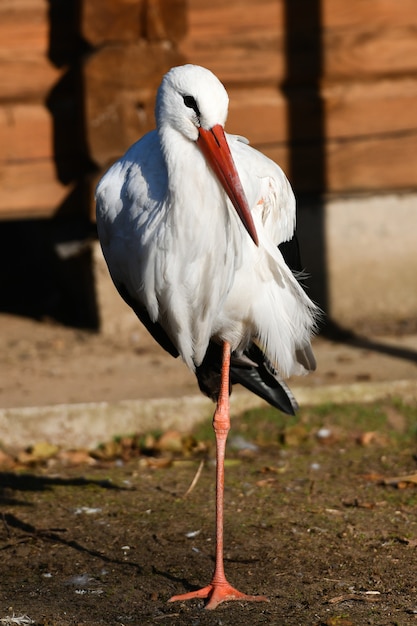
195;341;298;416
230;345;299;415
278;236;302;273
115;281;179;359
118;273;298;415
279;235;318;372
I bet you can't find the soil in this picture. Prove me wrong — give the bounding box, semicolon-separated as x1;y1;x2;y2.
1;314;417;625
1;313;417;410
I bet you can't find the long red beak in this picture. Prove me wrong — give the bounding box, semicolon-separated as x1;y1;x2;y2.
197;125;259;246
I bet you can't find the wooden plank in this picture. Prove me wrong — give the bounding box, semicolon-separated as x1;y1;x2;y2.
0;96;82;163
0;104;53;163
323;25;417;81
0;0;75;101
0;54;63;102
0;161;71;219
182;0;417;84
227;77;417;144
326;131;417;193
0;0;46;13
145;0;186;42
0;0;49;59
82;0;187;46
227;87;287;144
187;0;416;30
183;0;283;43
323;78;417;139
262;131;417;194
0;19;47;54
180;0;284;84
182;26;417;85
180;45;284;86
82;0;144;45
84;42;185;167
322;0;417;29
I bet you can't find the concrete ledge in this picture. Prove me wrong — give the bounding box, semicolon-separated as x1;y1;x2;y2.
0;379;416;449
298;192;417;329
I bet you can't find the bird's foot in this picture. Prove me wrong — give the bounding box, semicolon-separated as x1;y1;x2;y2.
168;580;268;610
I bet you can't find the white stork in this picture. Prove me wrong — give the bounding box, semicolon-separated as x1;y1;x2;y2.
96;64;319;609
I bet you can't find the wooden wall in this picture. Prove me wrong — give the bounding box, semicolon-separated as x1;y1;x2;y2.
0;0;62;218
181;0;417;194
0;0;186;221
1;0;416;219
83;0;186;172
0;0;92;219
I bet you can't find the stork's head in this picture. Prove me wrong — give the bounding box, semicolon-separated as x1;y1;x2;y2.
155;65;258;246
156;64;228;140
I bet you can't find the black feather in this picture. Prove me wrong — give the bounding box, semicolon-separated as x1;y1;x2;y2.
115;282;179;358
230;344;298;415
196;341;298;416
278;235;302;273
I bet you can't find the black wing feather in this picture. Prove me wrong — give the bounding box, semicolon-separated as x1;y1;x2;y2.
196;341;298;416
115;282;179;358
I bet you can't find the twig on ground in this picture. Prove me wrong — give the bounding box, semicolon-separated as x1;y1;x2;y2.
183;459;205;497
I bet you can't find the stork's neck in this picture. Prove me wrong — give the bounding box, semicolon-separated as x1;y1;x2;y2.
157;123;236;251
159;124;215;209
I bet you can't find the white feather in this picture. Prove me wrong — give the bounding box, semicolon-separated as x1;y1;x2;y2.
96;64;319;377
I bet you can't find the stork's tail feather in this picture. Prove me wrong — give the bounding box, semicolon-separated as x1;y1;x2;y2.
231;343;299;415
230;358;298;416
196;341;299;416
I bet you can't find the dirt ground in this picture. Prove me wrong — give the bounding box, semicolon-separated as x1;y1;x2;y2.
1;313;417;410
1;314;417;625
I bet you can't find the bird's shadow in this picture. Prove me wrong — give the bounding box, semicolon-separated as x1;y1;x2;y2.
0;472;143;573
0;471;121;506
1;511;143;574
323;320;417;366
153;565;201;595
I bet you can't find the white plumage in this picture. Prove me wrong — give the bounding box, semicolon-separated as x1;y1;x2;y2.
96;64;318;380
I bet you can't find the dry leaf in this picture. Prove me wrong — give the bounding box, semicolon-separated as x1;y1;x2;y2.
256;477;277;488
156;430;184;453
143;457;173;469
29;441;60;460
325;508;344;516
91;439;122;460
328;592;381;605
399;537;417;548
383;473;417;488
342;499;377;509
357;431;389;446
17;441;60;464
57;449;97;467
260;465;287;475
0;448;15;469
361;472;385;483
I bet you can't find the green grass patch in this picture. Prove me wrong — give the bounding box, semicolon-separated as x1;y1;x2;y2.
193;398;417;452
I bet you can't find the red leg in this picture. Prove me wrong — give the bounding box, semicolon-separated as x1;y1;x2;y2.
168;341;268;609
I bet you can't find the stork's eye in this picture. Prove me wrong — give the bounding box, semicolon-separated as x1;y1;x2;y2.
183;95;200;117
